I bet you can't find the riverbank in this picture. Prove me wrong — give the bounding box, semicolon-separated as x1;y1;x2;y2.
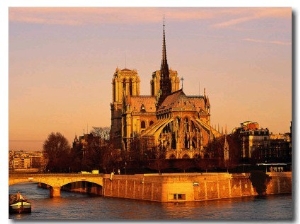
62;171;292;202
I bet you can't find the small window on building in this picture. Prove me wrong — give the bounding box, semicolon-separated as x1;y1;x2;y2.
140;104;146;112
141;121;146;129
173;194;186;200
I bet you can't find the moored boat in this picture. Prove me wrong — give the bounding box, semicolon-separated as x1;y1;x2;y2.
9;192;31;214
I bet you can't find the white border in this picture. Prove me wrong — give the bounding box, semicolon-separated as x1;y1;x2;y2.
2;1;297;224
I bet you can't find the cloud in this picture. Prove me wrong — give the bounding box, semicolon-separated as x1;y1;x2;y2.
243;38;291;46
9;7;211;26
213;15;256;28
9;7;291;29
212;7;291;28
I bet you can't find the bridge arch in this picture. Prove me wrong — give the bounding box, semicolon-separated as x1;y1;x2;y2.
9;174;104;198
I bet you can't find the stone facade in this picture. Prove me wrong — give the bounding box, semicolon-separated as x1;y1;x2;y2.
110;68;141;150
237;121;270;158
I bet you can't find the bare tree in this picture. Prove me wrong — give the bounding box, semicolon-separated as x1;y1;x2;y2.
100;142;121;173
90;127;110;140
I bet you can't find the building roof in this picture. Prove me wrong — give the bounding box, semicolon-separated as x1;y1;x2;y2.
158;89;204;112
187;96;206;109
129;95;156;113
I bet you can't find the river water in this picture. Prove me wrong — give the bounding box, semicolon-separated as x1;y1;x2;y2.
9;182;293;221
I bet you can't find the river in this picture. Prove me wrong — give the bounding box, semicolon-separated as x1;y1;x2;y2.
9;182;293;221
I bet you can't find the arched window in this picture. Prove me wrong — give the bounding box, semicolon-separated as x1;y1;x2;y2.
184;117;189;132
184;134;189;149
129;78;133;96
123;78;127;96
149;121;154;126
141;121;146;129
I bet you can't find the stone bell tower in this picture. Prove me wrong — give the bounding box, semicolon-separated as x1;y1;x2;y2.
110;67;140;149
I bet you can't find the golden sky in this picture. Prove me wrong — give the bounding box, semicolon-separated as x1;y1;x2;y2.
6;5;292;151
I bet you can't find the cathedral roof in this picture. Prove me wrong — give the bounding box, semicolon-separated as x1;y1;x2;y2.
158;89;197;112
187;96;206;109
129;96;156;113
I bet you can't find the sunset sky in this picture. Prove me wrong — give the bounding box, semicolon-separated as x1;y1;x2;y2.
6;4;292;151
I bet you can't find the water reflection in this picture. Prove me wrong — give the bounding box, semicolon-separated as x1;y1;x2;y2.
9;183;292;220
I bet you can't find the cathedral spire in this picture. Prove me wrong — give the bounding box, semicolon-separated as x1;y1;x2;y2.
158;18;171;106
161;18;169;71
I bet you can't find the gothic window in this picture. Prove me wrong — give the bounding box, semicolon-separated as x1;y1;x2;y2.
141;121;146;129
174;117;180;131
129;78;133;96
164;123;171;133
123;78;126;95
171;132;176;149
149;121;154;126
184;134;189;149
151;81;155;96
192;137;197;149
191;121;196;132
184;118;189;132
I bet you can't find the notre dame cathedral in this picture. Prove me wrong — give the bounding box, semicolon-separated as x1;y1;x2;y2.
110;23;221;160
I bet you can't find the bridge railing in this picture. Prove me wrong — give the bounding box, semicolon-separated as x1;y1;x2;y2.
9;173;105;177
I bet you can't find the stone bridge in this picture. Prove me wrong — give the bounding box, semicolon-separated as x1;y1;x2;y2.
9;173;104;197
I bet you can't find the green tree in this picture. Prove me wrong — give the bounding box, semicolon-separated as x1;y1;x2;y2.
43;132;71;172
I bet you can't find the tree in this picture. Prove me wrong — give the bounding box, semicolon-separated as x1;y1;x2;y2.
43;132;71;172
99;142;122;173
81;134;102;171
90;127;110;140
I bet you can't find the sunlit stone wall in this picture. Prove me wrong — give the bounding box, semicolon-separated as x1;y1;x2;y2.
101;172;291;202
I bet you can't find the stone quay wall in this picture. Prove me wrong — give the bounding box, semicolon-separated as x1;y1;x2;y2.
101;172;292;202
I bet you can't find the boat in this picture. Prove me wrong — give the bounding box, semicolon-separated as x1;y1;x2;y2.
9;192;31;214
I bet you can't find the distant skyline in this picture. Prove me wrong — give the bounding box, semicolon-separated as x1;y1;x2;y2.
8;7;292;151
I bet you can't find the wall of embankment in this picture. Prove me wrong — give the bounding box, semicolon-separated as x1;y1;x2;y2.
101;172;292;202
65;172;292;202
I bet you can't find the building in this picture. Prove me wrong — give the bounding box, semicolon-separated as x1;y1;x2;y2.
110;23;221;160
235;121;270;160
9;150;45;172
232;121;292;165
265;132;291;163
